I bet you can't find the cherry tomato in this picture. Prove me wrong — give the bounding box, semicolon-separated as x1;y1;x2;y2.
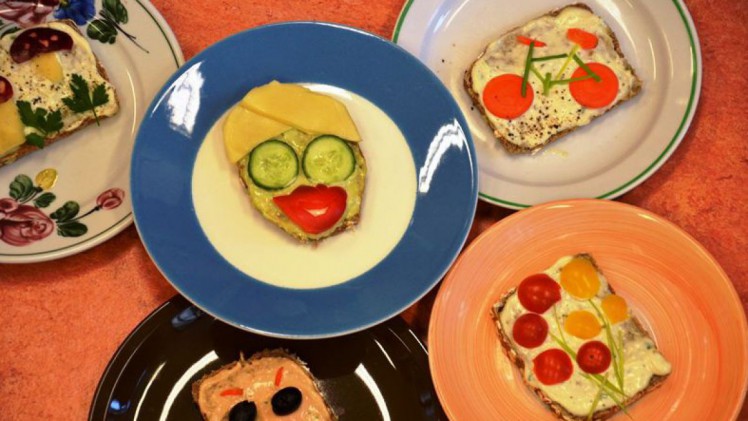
533;349;573;385
518;273;561;313
602;294;629;324
577;341;612;374
512;313;549;348
272;184;347;234
564;310;601;339
560;258;600;300
569;62;619;109
482;74;534;120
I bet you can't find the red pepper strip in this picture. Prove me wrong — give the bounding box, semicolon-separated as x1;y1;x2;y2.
272;185;347;235
567;28;598;50
274;366;284;387
517;35;546;47
220;388;244;397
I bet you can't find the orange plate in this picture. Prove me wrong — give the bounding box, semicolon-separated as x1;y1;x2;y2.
429;199;747;420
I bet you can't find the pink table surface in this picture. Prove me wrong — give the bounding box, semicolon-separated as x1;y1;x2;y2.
0;0;746;419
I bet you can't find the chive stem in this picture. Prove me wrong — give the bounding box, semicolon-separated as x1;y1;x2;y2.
572;54;601;81
555;45;579;79
521;42;535;97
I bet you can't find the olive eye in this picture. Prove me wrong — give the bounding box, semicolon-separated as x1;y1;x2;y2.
228;401;257;421
271;386;302;415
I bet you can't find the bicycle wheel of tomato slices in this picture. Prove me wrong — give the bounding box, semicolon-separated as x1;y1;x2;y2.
428;199;747;420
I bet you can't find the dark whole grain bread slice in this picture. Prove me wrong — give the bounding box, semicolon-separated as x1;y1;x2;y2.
0;19;119;168
464;3;641;154
491;253;670;420
192;349;337;420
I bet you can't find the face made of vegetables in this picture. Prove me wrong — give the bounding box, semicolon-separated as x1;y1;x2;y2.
224;81;365;240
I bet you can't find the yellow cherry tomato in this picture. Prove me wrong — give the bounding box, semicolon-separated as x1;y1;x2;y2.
35;168;58;191
560;258;600;299
602;294;629;324
564;310;601;339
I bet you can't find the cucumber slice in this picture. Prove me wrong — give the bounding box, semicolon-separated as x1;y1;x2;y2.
302;135;356;183
248;140;298;190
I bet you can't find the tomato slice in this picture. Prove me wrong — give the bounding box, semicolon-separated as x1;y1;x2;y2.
516;35;546;47
482;74;534;120
569;62;619;109
559;258;601;300
272;185;347;234
512;313;548;348
517;273;561;314
576;341;612;374
533;349;573;385
567;28;598;50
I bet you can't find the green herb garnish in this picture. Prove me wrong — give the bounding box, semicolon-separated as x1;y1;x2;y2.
16;101;63;149
62;74;110;126
555;44;580;80
587;375;607;420
572;54;601;82
589;300;625;391
520;41;535;98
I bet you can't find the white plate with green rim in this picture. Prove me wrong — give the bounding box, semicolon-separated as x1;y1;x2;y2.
393;0;701;209
0;0;183;262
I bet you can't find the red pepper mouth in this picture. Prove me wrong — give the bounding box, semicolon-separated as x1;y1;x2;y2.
272;184;347;235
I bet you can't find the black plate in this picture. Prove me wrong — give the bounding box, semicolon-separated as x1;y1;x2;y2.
89;295;445;420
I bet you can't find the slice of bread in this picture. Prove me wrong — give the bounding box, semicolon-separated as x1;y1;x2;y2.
0;20;119;168
192;349;336;421
491;254;670;420
465;4;641;154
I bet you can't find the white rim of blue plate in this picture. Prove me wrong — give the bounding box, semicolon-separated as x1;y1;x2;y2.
131;21;478;339
393;0;702;209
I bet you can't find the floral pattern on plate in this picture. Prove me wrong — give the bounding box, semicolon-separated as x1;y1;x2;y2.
0;169;123;246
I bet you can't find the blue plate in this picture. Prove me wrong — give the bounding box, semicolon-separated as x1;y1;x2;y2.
131;22;477;338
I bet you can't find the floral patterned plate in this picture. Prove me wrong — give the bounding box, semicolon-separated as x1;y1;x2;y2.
0;0;183;263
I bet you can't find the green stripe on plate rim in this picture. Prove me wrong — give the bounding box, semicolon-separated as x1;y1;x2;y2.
392;0;700;210
0;0;182;258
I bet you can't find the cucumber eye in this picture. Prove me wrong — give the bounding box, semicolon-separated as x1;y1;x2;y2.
248;139;299;190
302;135;356;184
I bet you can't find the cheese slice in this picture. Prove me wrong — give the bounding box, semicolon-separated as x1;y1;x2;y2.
0;101;26;155
223;105;291;163
240;81;361;142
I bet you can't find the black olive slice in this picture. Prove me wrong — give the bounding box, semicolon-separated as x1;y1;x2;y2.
271;386;302;416
228;401;257;421
0;76;12;103
10;27;73;63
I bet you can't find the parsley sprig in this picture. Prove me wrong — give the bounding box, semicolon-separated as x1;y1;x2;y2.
16;101;63;149
62;74;110;125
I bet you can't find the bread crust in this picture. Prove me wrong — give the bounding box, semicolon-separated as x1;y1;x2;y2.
192;349;337;420
464;3;642;154
491;253;669;420
0;19;119;168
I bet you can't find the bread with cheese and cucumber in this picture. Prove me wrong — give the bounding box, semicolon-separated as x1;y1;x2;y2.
492;253;671;420
0;20;119;168
465;3;641;154
223;81;366;243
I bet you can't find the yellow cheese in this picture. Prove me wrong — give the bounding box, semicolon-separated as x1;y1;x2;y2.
31;53;64;84
223;105;291;163
240;81;361;142
0;101;26;156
